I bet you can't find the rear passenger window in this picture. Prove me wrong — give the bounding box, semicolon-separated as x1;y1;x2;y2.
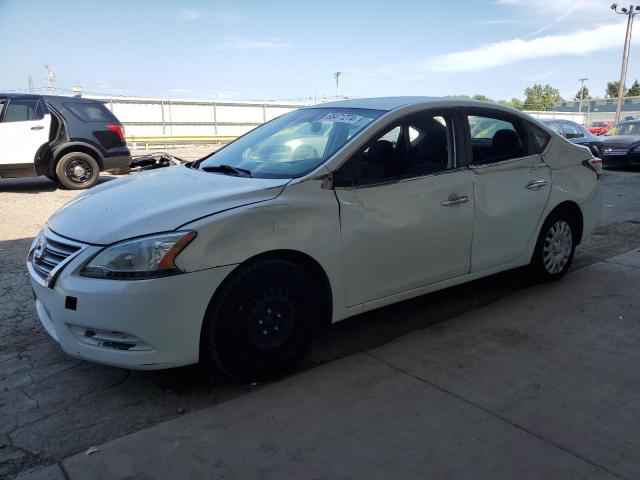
3;98;42;122
467;115;525;164
63;102;116;122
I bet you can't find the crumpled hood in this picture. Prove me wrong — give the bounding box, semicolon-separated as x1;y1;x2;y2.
48;165;290;245
600;135;640;147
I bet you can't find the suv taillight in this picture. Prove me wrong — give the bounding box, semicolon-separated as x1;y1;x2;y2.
106;124;126;142
583;157;603;181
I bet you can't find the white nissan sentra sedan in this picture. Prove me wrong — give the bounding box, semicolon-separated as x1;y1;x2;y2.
27;97;602;379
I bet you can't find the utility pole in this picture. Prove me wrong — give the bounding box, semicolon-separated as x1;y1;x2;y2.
578;78;588;113
43;64;55;93
611;4;640;124
27;76;34;94
334;72;342;100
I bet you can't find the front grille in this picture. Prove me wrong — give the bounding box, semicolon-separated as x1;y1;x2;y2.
30;230;83;283
602;147;629;156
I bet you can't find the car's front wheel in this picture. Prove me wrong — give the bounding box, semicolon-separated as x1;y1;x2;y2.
530;209;578;281
201;258;318;380
55;152;100;190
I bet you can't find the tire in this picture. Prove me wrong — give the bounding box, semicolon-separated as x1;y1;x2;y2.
530;209;578;282
201;258;319;380
55;152;100;190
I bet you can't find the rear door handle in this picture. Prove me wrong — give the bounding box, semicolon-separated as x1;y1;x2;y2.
525;179;547;190
441;195;469;206
31;126;44;131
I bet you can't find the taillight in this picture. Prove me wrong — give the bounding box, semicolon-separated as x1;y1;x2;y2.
583;157;603;181
106;124;126;141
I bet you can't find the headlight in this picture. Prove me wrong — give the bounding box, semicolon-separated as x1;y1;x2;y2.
80;231;196;279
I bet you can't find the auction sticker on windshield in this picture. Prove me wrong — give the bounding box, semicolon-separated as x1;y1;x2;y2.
322;112;363;124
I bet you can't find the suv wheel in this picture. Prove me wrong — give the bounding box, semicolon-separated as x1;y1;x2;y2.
202;258;318;380
55;152;100;190
530;209;578;281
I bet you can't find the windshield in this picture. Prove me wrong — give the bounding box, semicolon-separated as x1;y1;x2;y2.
606;122;640;136
199;107;383;178
592;122;607;127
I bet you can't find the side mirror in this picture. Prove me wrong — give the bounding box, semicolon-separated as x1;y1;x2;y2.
332;169;353;188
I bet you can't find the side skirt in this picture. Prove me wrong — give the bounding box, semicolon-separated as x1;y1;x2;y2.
332;257;530;323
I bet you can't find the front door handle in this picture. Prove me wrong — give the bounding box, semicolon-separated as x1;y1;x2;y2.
525;179;547;190
441;194;469;206
31;125;44;131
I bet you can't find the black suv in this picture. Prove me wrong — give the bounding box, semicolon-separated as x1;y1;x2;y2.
0;94;131;189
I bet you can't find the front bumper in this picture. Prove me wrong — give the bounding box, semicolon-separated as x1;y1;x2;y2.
27;235;236;370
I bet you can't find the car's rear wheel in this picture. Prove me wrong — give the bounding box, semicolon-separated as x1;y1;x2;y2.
201;258;318;380
530;209;578;281
55;152;100;190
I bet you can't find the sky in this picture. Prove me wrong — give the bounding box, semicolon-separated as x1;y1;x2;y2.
0;0;637;103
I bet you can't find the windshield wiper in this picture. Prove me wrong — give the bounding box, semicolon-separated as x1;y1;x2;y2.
200;164;252;177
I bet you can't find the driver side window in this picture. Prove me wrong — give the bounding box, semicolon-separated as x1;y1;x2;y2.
336;113;455;186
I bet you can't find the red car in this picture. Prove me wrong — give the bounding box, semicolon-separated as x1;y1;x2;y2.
588;121;613;136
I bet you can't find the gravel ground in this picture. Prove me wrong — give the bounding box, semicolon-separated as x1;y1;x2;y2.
1;161;640;479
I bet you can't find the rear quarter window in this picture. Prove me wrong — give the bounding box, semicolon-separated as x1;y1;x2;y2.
529;123;551;154
63;102;117;122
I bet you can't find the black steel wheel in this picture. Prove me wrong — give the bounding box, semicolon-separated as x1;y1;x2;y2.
55;152;100;190
202;258;319;380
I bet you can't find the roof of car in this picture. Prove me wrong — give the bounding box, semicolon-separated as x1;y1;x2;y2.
311;96;510;111
0;93;102;103
0;92;40;99
541;119;577;124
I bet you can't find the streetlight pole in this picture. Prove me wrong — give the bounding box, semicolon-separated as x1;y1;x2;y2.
334;71;342;100
578;77;588;113
612;4;639;124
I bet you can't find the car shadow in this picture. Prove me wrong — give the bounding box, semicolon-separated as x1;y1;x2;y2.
130;268;537;393
151;266;539;391
0;175;115;193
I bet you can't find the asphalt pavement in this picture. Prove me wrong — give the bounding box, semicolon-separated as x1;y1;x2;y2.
38;246;640;480
2;165;640;479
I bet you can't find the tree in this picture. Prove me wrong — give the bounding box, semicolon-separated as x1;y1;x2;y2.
472;94;492;102
523;84;563;111
606;81;626;98
574;86;591;101
496;98;524;110
627;80;640;97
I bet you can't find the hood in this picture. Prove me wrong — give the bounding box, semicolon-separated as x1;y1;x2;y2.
600;135;640;147
48;165;290;244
